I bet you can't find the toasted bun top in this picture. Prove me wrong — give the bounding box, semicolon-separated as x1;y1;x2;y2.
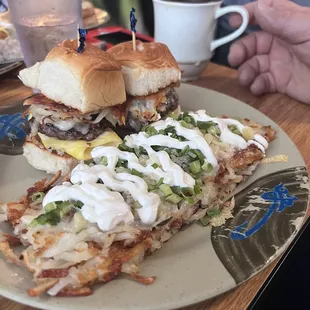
19;40;127;113
47;39;122;72
108;41;180;71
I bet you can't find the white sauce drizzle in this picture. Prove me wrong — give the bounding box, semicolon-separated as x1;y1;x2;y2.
43;182;134;231
126;118;219;170
91;146;195;188
189;110;268;152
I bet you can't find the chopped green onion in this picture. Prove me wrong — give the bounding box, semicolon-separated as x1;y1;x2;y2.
183;115;196;125
194;185;201;195
31;192;45;202
151;163;159;169
180;120;191;129
207;208;221;218
152;145;165;152
133;201;142;209
180;145;190;156
208;125;221;136
84;159;94;166
159;184;173;196
181;187;195;197
118;143;133;152
196;179;203;187
44;202;57;212
190;160;201;174
116;159;128;168
157;177;164;187
148;177;164;191
197;121;215;130
143;125;158;137
193;149;205;164
228;125;242;136
29;210;61;228
188;151;197;159
184;196;195;204
151;145;168;153
167;111;179;120
135;146;147;156
171;186;182;195
99;156;108;166
198;216;210;227
166;193;182;204
170;148;179;157
58;202;74;217
202;162;213;172
74;201;84;208
30;201;74;227
131;168;143;177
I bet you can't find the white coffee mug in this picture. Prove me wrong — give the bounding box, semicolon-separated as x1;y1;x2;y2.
153;0;249;81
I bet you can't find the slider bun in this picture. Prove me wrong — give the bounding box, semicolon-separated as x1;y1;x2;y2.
19;40;126;113
23;141;78;176
108;41;181;96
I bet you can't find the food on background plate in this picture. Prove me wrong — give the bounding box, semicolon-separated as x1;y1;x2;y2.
108;41;181;132
82;1;98;28
20;40;127;176
0;110;276;297
0;21;23;63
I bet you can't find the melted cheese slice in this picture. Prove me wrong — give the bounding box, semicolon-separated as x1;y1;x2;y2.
38;130;122;160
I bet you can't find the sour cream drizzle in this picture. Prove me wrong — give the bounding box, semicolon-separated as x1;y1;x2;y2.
189;110;268;152
91;147;195;188
43;182;134;231
126;118;219;170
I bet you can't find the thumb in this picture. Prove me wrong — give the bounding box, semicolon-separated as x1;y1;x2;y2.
255;0;310;44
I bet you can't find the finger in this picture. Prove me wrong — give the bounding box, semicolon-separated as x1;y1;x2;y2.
228;32;273;67
230;0;310;44
230;0;296;28
238;55;271;87
230;2;256;28
250;72;276;96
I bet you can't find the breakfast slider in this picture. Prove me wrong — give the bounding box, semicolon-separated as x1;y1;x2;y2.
108;41;181;132
19;40;126;175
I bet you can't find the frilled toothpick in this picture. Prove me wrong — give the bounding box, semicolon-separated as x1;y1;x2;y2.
77;25;88;53
130;8;137;51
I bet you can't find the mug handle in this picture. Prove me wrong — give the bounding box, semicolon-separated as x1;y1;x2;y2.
210;6;249;52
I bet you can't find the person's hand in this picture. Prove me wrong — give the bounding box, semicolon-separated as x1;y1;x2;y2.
228;0;310;104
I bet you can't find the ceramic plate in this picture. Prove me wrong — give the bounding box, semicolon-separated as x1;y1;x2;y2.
0;84;308;310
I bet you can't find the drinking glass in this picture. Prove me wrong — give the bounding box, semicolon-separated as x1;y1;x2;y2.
8;0;82;67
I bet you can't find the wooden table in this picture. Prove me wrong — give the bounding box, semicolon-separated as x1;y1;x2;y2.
0;62;309;310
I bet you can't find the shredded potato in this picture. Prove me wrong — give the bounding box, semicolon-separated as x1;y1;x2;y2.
262;154;288;164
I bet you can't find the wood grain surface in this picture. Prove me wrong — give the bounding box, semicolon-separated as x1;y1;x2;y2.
0;62;309;310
